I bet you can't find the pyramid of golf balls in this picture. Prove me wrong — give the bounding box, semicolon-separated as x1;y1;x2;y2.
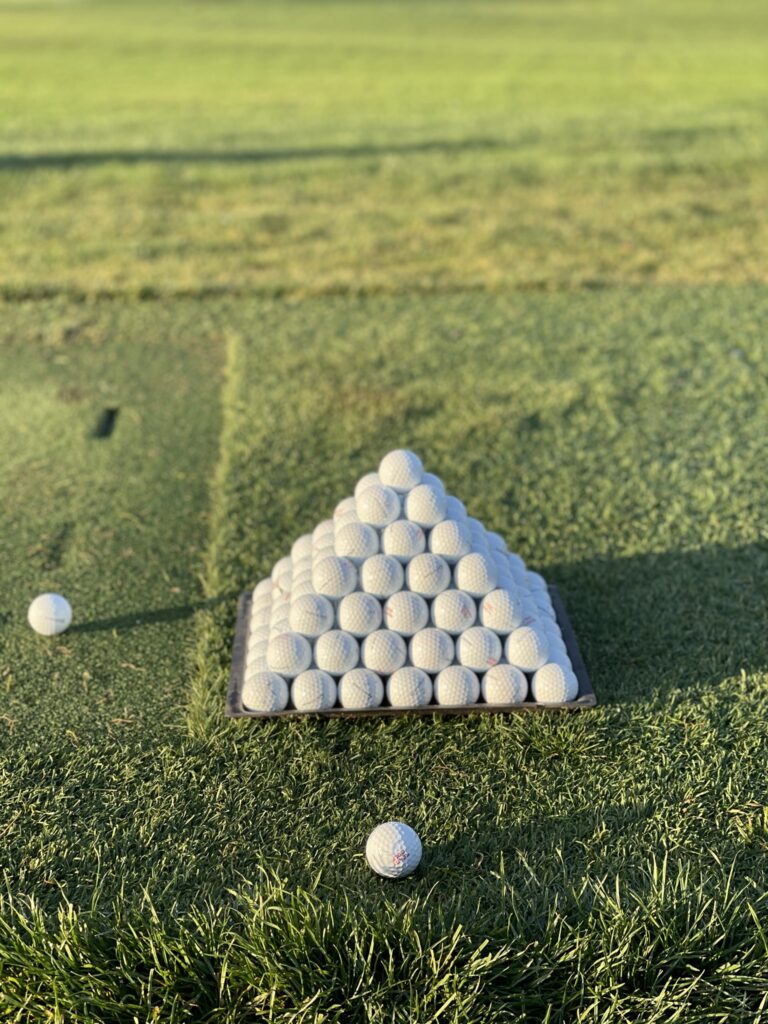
242;450;578;714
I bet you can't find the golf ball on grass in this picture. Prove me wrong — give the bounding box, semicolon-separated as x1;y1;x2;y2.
243;671;289;713
383;591;429;635
387;666;432;708
27;593;72;636
337;592;383;636
266;633;313;678
434;666;479;706
361;630;408;675
289;594;335;637
378;449;423;492
291;670;337;711
482;664;528;705
366;821;422;879
314;630;359;675
531;662;579;704
409;628;454;673
339;669;384;710
505;625;549;672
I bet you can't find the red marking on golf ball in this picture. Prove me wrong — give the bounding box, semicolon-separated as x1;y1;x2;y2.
462;605;473;619
392;845;407;867
487;657;498;666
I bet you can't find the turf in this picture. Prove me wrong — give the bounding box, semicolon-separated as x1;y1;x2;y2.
1;0;768;1020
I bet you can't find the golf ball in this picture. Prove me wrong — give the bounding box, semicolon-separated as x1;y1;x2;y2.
409;628;454;673
333;495;357;521
337;591;383;637
421;472;446;497
360;554;404;599
253;578;273;602
378;449;424;493
291;670;337;711
354;471;380;499
266;632;313;678
434;665;480;706
531;662;578;704
505;625;549;672
312;519;335;545
381;520;426;562
482;664;528;705
456;626;502;671
356;485;401;528
335;523;380;564
289;594;335;637
431;589;477;634
365;821;422;879
479;588;524;634
383;591;429;635
314;630;360;675
444;495;467;522
27;593;72;636
405;553;451;597
387;666;432;708
338;668;384;710
454;553;498;597
312;556;357;599
361;629;408;675
405;483;446;527
428;519;471;563
242;671;289;713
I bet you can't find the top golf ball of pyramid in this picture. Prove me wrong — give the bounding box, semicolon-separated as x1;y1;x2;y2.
244;449;579;713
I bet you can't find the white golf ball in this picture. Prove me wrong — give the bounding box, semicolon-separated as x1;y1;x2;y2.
333;495;357;521
505;552;527;586
454;553;498;597
289;594;335;637
338;668;384;710
444;495;467;522
381;520;426;563
360;554;404;599
479;588;524;634
405;553;451;597
383;591;429;635
428;519;471;563
314;630;360;675
505;625;550;672
253;578;273;602
291;534;314;563
409;628;454;673
27;593;73;636
387;666;432;708
431;589;477;634
456;626;502;671
531;662;578;704
356;485;401;528
366;821;422;879
526;571;548;594
486;531;508;554
242;671;289;713
404;483;446;527
434;665;480;706
312;556;357;599
270;555;292;583
354;471;380;499
421;472;446;497
378;449;424;493
361;630;407;675
312;519;335;545
266;632;313;678
291;670;337;711
335;522;380;564
482;664;528;705
337;591;383;637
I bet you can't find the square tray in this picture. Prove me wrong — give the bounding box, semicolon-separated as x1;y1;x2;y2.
226;585;596;718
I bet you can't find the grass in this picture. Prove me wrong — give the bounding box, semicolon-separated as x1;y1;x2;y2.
1;0;768;1020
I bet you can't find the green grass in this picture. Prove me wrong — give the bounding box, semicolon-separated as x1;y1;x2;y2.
1;0;768;1020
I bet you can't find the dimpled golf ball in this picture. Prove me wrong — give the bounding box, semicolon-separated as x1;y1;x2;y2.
242;671;289;713
360;554;405;598
505;625;550;672
421;472;446;497
406;553;451;597
333;495;357;521
405;483;446;528
339;668;384;710
409;628;454;673
312;519;335;545
454;553;498;597
482;664;528;705
27;593;73;636
431;589;477;633
428;519;471;563
266;632;313;678
479;588;524;634
335;522;380;564
289;594;335;637
312;556;357;599
291;534;314;563
531;662;579;704
381;520;426;562
362;630;407;674
383;590;429;635
337;591;383;637
505;552;527;585
456;626;502;671
354;471;380;499
378;449;424;493
366;821;422;879
387;667;432;708
444;495;467;522
526;571;548;594
314;630;360;675
486;531;507;554
356;485;401;528
434;665;480;706
271;555;292;583
291;670;337;711
253;578;272;602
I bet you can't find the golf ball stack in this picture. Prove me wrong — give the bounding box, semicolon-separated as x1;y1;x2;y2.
239;449;584;715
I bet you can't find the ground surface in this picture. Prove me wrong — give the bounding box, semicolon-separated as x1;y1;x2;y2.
1;1;767;1021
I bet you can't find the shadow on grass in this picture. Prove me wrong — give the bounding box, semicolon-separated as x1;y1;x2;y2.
68;591;240;634
543;541;768;703
0;137;506;171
